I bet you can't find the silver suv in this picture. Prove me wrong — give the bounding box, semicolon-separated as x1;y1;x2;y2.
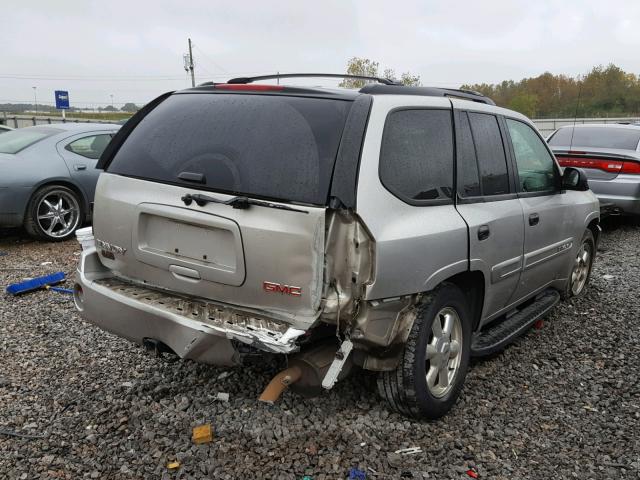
74;74;600;419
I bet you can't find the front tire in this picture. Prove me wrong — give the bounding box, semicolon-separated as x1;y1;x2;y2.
377;283;472;419
24;185;83;241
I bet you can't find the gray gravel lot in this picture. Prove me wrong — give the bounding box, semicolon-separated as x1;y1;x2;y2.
1;220;639;479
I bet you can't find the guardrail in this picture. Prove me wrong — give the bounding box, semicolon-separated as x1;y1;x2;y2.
532;117;640;137
1;113;120;128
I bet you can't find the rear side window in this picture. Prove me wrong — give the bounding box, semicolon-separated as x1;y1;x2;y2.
468;112;510;196
379;109;454;203
107;93;352;205
548;126;640;150
65;134;113;160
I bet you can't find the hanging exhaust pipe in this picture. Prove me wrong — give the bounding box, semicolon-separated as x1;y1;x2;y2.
258;340;353;403
258;365;303;404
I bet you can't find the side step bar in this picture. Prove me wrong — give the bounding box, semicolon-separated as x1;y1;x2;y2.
471;289;560;357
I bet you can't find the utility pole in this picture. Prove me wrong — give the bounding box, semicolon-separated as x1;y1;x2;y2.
184;38;195;87
110;94;114;109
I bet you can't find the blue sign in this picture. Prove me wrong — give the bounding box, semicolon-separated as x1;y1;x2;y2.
54;90;70;109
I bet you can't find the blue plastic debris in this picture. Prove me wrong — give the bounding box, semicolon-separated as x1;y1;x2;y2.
348;468;366;480
5;271;68;295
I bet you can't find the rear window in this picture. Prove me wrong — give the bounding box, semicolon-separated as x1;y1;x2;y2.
548;126;640;150
0;127;62;154
107;93;352;205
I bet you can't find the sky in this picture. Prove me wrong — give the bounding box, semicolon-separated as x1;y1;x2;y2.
1;0;639;109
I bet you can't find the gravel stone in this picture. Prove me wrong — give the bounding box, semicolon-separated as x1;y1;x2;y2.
1;219;640;478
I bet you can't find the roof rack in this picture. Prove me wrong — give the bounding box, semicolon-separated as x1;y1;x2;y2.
359;84;495;105
227;73;401;86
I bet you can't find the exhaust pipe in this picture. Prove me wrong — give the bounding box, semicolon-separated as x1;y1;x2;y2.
258;365;303;404
258;341;353;403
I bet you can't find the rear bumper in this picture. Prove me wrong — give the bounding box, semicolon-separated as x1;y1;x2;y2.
75;246;306;365
589;175;640;215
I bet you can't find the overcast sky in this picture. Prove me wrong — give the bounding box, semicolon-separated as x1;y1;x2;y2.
1;0;639;108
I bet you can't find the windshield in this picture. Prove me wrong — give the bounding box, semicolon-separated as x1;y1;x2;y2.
548;126;640;151
0;127;62;154
107;93;352;205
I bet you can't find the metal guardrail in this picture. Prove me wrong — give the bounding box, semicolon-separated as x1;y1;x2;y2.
533;117;640;137
1;113;119;129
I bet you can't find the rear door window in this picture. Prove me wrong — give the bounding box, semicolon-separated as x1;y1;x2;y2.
107;93;352;205
467;112;510;196
548;126;640;150
379;109;454;203
456;112;481;197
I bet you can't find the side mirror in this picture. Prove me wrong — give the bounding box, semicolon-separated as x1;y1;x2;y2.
562;167;589;191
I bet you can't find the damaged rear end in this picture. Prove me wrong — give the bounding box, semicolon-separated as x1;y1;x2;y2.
74;85;375;380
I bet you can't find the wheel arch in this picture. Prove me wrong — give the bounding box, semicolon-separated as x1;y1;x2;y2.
26;178;90;222
440;270;485;332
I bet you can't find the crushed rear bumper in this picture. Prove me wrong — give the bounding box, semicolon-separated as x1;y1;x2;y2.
74;245;306;365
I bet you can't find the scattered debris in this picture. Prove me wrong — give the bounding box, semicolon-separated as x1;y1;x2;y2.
167;461;180;470
40;261;53;266
216;392;230;402
583;405;599;413
394;447;422;455
6;272;67;295
305;444;318;455
192;423;213;444
534;319;544;329
121;381;134;388
301;476;313;480
466;468;479;478
348;468;366;479
603;274;615;280
217;371;233;381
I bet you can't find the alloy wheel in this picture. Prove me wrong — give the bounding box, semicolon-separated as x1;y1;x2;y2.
571;242;591;296
36;189;80;239
425;307;463;398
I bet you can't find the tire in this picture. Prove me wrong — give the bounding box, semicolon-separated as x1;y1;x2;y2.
24;185;83;241
377;283;472;419
563;229;595;299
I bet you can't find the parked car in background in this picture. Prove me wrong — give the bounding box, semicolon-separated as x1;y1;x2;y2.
0;123;120;240
548;124;640;215
0;124;13;133
74;75;599;419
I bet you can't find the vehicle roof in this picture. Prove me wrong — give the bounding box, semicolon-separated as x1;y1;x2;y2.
181;82;496;105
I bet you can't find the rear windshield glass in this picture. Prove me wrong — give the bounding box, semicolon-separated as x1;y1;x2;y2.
0;127;62;154
107;93;352;205
548;126;640;150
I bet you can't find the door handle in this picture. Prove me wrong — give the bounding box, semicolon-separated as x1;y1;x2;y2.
529;213;540;226
74;164;87;171
477;225;490;241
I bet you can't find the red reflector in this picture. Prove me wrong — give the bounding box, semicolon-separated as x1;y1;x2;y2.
214;84;284;91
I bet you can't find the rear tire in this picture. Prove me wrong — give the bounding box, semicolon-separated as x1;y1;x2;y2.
377;283;472;419
24;185;83;242
563;230;595;299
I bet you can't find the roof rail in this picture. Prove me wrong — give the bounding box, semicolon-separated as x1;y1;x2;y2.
227;73;401;86
359;84;495;105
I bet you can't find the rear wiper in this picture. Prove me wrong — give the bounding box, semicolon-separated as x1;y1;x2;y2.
181;193;309;214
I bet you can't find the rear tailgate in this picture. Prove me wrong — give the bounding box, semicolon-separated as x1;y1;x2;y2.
92;91;353;326
93;173;325;324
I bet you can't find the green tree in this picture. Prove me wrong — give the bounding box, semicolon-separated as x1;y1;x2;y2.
339;57;421;88
120;102;139;112
508;93;539;117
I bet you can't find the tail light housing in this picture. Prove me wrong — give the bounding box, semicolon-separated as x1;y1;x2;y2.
556;156;640;175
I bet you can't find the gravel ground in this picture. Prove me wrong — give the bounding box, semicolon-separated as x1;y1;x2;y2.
1;220;639;480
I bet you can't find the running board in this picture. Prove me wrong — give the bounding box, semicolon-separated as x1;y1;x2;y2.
471;289;560;357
